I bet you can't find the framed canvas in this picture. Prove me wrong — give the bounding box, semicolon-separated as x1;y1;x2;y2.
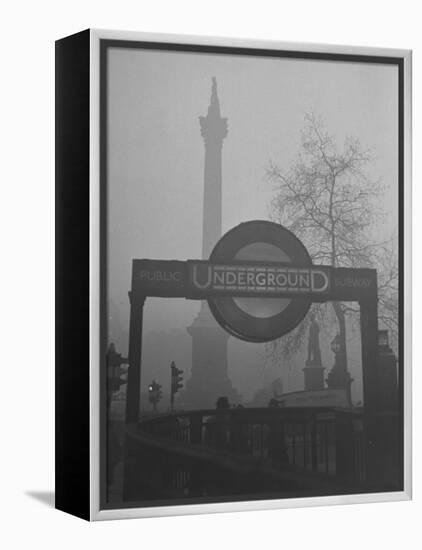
55;29;412;521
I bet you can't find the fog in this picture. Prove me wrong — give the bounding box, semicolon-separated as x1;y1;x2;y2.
106;46;398;405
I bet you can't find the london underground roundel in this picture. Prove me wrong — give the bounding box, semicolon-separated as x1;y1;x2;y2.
207;220;312;342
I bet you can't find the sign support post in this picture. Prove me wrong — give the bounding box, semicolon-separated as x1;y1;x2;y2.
360;295;379;416
360;295;383;484
125;291;146;424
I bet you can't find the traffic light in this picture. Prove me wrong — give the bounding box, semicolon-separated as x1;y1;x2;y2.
148;379;162;411
106;343;128;393
170;361;184;410
171;361;184;393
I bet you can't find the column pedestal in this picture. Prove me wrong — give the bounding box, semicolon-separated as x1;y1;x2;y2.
303;360;325;391
183;303;241;409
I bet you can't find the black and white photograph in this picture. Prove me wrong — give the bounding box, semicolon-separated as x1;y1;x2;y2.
99;37;406;511
3;0;421;546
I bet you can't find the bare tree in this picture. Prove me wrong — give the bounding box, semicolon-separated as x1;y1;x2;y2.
377;241;399;342
266;112;398;363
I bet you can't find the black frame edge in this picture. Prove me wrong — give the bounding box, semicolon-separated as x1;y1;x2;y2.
55;29;91;521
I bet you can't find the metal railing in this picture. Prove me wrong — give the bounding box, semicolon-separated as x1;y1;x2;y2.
122;406;366;501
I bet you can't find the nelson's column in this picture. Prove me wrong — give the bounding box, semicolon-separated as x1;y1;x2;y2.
184;78;241;409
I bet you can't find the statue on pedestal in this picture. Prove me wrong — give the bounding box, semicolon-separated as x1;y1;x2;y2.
307;314;322;365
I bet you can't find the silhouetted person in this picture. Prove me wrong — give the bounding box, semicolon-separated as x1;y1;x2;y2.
205;396;231;449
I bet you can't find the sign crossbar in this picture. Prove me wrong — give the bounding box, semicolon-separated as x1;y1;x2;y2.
132;258;377;302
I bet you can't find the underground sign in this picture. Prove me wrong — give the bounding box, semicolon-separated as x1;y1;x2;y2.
207;220;313;342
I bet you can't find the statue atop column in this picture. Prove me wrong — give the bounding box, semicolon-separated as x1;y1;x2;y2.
303;313;325;391
307;314;322;366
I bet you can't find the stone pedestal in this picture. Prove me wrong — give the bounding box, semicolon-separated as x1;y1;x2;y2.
183;303;241;409
303;361;325;391
376;344;398;411
326;356;353;406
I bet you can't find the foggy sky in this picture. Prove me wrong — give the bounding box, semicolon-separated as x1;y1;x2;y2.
106;46;398;404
